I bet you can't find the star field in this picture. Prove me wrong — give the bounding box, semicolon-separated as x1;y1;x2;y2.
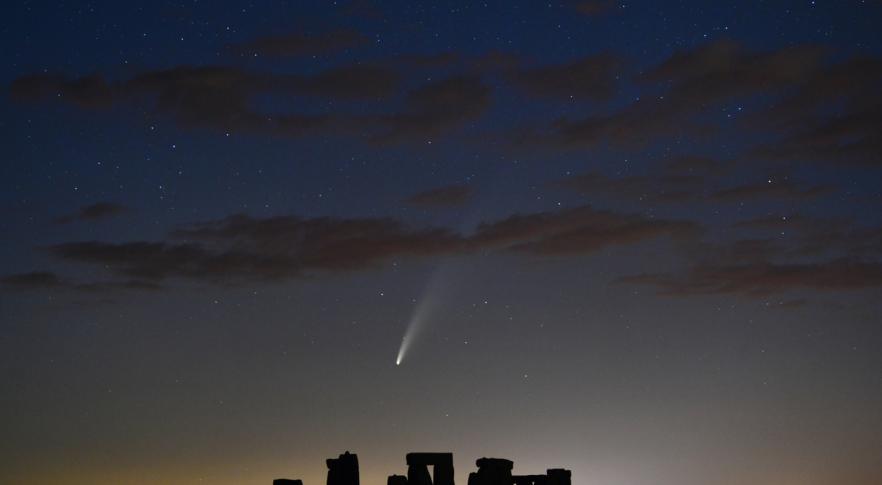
2;2;882;485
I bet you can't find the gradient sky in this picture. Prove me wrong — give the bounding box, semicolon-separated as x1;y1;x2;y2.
2;1;882;484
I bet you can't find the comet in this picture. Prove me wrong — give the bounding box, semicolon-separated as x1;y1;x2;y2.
394;193;488;366
394;288;435;366
394;265;450;366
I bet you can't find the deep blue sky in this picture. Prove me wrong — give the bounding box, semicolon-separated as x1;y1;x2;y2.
2;2;882;485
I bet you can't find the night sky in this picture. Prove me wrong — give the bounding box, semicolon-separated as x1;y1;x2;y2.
2;1;882;484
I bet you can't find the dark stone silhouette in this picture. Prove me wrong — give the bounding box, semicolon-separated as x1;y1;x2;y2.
274;450;570;485
546;469;571;485
407;462;433;485
465;456;569;485
405;452;455;485
512;475;546;485
327;451;360;485
468;458;513;485
388;474;409;485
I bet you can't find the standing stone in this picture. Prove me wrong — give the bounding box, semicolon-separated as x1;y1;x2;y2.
468;458;513;485
327;451;360;485
388;474;409;485
546;469;570;485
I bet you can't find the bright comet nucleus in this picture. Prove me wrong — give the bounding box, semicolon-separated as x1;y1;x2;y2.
395;334;409;366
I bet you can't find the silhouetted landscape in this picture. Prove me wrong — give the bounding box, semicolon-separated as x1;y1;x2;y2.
4;2;882;484
275;452;571;485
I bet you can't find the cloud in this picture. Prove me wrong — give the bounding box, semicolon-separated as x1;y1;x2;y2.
553;171;704;204
228;29;368;57
750;105;882;166
663;155;727;175
676;238;788;266
515;43;881;166
1;271;64;289
390;52;461;69
468;50;524;73
745;57;882;129
289;65;402;99
734;215;882;257
124;64;399;128
470;205;702;255
405;185;474;207
21;203;881;297
10;63;401;136
9;74;115;108
541;40;825;147
571;1;619;16
55;202;128;224
47;215;464;284
372;76;492;143
709;178;831;202
733;214;837;232
550;155;727;204
745;57;882;166
10;64;492;143
13;205;700;289
619;213;882;297
620;259;882;297
639;39;823;100
510;54;621;100
12;39;882;158
1;271;160;293
548;155;732;205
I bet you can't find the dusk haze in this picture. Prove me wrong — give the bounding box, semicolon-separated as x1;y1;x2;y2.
2;2;881;485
